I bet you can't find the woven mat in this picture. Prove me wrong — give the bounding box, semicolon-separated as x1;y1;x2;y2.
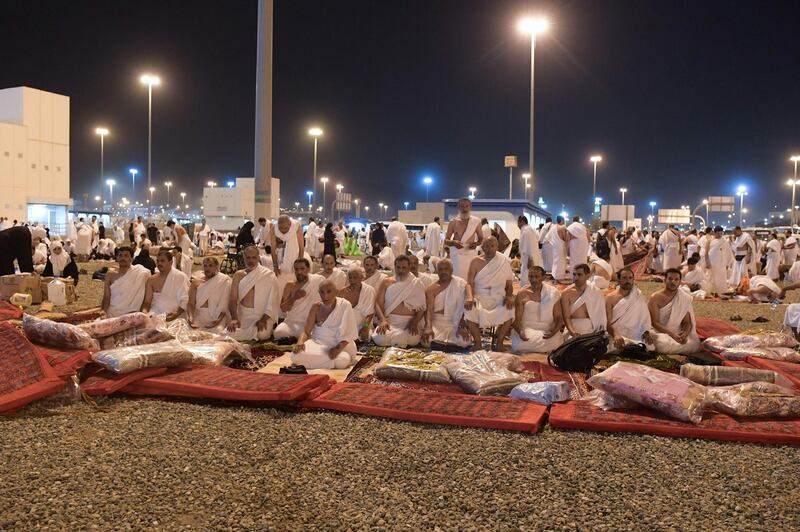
549;401;800;445
0;301;23;321
746;357;800;389
123;365;331;402
304;382;546;432
0;321;65;413
695;317;742;340
258;353;362;383
522;361;591;399
35;345;92;378
53;307;105;325
81;366;168;396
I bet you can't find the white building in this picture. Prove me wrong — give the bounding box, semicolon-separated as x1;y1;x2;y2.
202;177;280;231
0;87;72;229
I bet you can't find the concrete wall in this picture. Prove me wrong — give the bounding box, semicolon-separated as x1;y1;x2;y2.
397;202;444;224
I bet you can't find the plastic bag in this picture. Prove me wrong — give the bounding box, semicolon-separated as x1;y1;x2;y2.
702;332;798;353
115;327;174;347
23;314;100;351
587;361;706;423
509;382;570;405
78;312;152;338
374;348;451;383
705;382;800;418
718;347;800;363
583;389;638;411
182;340;243;366
91;340;193;374
445;352;526;395
166;318;216;343
470;350;525;373
679;363;783;386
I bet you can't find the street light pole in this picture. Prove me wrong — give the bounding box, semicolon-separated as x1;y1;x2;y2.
129;168;138;201
423;176;432;202
106;179;116;207
620;187;627;205
165;181;172;206
95;128;109;204
790;155;800;232
140;74;160;192
309;127;323;205
518;17;549;197
320;177;329;220
590;155;602;215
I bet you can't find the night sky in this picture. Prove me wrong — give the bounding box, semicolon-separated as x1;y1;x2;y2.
2;0;799;223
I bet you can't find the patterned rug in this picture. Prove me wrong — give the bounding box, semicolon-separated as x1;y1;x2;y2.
695;317;742;340
0;321;65;413
549;401;800;445
746;357;800;389
0;301;23;321
80;366;168;396
122;365;331;402
35;345;92;378
304;382;547;432
522;361;591;399
53;308;105;325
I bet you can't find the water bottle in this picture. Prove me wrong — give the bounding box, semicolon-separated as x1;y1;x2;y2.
771;299;780;311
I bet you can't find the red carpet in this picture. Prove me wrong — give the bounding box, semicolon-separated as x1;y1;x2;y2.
36;346;92;378
53;308;105;325
549;400;800;445
746;357;800;389
523;361;591;399
0;301;23;321
695;317;741;340
304;382;547;432
123;365;330;402
0;322;65;413
80;366;168;396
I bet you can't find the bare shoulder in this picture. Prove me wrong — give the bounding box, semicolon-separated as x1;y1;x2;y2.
232;270;247;282
516;289;531;303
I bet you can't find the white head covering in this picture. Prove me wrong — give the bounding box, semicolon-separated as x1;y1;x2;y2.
50;241;71;275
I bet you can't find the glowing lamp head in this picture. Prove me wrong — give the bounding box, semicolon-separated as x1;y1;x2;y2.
129;168;138;176
94;195;101;201
649;201;656;207
320;176;329;184
522;173;531;179
737;185;747;193
423;177;433;185
164;181;172;187
619;188;627;193
790;155;800;163
95;127;109;136
106;179;116;186
227;181;235;188
140;74;161;86
590;155;602;163
308;127;323;137
149;187;155;193
518;17;549;35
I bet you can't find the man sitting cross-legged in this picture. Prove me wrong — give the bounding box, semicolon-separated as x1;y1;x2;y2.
510;266;564;354
464;236;515;351
408;253;438;288
141;249;190;320
187;256;231;332
647;268;701;354
372;255;427;347
101;246;151;318
680;255;712;300
226;245;280;341
338;266;376;342
605;267;654;353
362;255;388;291
273;258;324;340
319;253;348;290
560;263;607;338
292;280;359;370
421;258;471;348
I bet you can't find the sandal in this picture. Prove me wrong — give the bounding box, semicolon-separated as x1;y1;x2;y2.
730;315;743;321
752;316;770;323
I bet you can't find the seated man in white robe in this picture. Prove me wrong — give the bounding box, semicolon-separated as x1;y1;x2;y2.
560;263;608;338
746;275;781;303
339;266;376;342
32;245;47;274
187;257;231;333
648;268;701;354
226;245;280;341
142;249;190;320
422;258;471;348
511;266;564;353
101;246;151;318
373;255;426;347
319;253;348;289
273;258;324;339
362;255;388;291
271;215;305;293
588;254;613;290
605;268;654;353
292;280;359;370
464;237;515;351
377;245;395;270
680;256;712;300
409;253;438;288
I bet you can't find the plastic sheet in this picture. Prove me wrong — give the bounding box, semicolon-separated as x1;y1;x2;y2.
374;348;451;383
22;314;100;351
587;361;706;423
702;332;798;353
91;340;194;374
469;350;525;373
680;363;782;386
445;352;527;395
509;382;571;405
582;389;638;411
182;340;250;366
705;382;800;418
78;312;152;338
165;318;216;343
718;347;800;363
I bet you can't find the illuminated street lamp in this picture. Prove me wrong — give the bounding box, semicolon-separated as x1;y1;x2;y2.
736;186;748;226
94;195;101;209
522;173;531;200
95;127;109;203
128;168;138;201
139;73;161;191
589;155;602;208
354;198;360;218
309;127;323;205
164;181;172;205
320;176;329;219
649;201;656;215
306;190;313;208
106;179;116;207
468;186;477;200
423;176;433;201
619;187;628;205
517;16;550;196
180;192;186;210
789;155;800;232
404;201;410;210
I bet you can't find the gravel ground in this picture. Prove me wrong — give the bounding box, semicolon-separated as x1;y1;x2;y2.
3;261;800;530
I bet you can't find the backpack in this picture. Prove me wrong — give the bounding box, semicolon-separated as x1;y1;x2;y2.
617;342;652;361
548;330;608;373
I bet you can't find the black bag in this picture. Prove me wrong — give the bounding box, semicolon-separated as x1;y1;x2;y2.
617;343;652;361
279;364;308;374
685;351;723;366
548;330;608;373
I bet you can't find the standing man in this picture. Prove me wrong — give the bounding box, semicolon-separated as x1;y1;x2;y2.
783;229;798;266
444;198;483;280
386;217;408;258
255;217;270;249
705;226;733;297
305;217;319;261
659;224;682;271
424;216;443;259
566;215;590;273
517;215;541;288
464;237;515;351
728;226;755;287
271;215;304;293
547;216;569;282
539;217;554;274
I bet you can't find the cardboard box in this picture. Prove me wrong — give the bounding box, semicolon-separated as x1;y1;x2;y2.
1;274;41;304
39;277;76;305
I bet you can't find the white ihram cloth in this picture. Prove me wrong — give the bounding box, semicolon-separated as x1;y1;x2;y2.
386;221;407;258
254;224;269;247
134;222;146;245
424;221;443;258
681;266;711;300
91;221;99;249
430;277;470;347
107;265;151;318
765;238;782;280
76;224;92;255
465;254;514;327
193;273;231;332
783;303;800;332
786;261;800;284
607;287;652;353
150;268;189;317
685;234;699;258
450;216;481;281
547;225;568;280
783;235;798;265
416;272;438;288
231;265;280;341
351;283;376;323
49;242;70;277
650;289;700;354
729;233;755;287
335;229;346;256
321;268;348;290
511;283;563;353
274;274;324;339
518;224;542;288
305;221;319;259
377;246;395;270
707;237;733;294
198;223;211;254
748;275;780;302
274;220;302;287
291;298;358;370
364;270;388;292
697;234;709;268
567;222;590;272
589;256;613;290
608;237;624;273
540;222;553;272
568;285;607;336
372;277;426;347
659;229;682;271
